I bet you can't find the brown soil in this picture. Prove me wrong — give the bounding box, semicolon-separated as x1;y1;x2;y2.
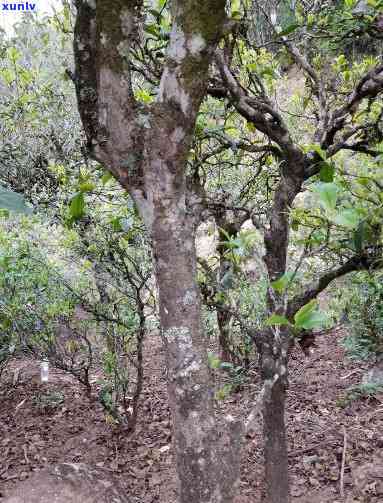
1;328;382;503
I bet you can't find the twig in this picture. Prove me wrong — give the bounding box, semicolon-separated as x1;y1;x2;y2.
3;474;20;481
340;369;362;380
23;445;30;464
340;425;347;500
15;398;27;412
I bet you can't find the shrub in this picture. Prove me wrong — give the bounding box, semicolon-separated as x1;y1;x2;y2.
342;273;383;361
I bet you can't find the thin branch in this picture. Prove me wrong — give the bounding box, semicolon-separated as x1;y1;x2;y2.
287;247;383;316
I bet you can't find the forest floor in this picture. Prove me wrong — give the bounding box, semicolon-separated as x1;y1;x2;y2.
0;327;383;503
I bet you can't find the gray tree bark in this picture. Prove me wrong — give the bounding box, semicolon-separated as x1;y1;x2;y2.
71;1;239;501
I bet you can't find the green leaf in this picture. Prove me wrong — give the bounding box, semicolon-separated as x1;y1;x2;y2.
0;68;14;85
266;314;290;326
7;47;21;63
296;310;328;329
319;162;335;182
231;0;240;14
357;177;370;187
69;192;85;219
344;0;356;8
231;10;242;19
271;271;294;293
313;182;338;212
110;217;123;232
135;88;154;104
101;171;114;185
0;187;32;215
354;220;365;253
208;353;221;369
333;209;361;229
144;24;160;37
78;182;96;193
294;300;328;330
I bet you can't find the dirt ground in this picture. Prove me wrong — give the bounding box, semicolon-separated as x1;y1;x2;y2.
1;327;382;503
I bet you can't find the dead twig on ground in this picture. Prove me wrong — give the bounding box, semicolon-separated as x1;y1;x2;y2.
22;445;29;465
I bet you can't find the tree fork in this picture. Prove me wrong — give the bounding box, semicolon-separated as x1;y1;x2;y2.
72;1;239;501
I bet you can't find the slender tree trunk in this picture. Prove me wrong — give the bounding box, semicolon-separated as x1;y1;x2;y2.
261;352;289;503
126;301;145;434
264;386;289;503
259;162;304;502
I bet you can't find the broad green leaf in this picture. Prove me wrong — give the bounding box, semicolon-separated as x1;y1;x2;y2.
313;182;338;212
78;182;96;193
344;0;356;8
319;162;335;182
295;310;328;330
69;192;85;219
294;300;316;328
0;68;14;85
101;171;114;185
266;314;290;326
19;68;33;86
0;187;32;215
208;353;221;369
357;177;370;187
271;271;294;293
333;209;360;229
7;47;21;63
110;217;123;232
294;300;328;329
231;0;240;14
231;10;242;19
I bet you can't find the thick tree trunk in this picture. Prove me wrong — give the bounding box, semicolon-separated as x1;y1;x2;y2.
152;207;227;503
72;2;231;500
